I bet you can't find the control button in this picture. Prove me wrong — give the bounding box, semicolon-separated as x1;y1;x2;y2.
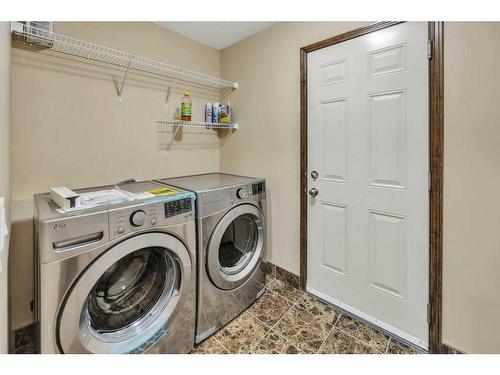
236;188;247;199
130;210;146;227
117;226;125;234
151;218;157;225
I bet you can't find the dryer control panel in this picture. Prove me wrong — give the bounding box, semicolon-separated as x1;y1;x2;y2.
233;181;266;201
197;180;266;218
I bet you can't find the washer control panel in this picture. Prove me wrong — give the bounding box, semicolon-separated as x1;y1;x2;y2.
164;197;192;218
109;196;194;239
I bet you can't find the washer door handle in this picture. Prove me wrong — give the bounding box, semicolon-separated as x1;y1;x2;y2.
53;231;104;250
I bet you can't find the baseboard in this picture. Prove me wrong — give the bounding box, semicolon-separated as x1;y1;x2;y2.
10;322;38;354
441;342;465;354
263;261;300;288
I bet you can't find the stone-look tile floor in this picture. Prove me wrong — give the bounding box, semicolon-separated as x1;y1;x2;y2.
191;275;424;354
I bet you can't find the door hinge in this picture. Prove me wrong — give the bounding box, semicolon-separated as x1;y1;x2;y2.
427;40;433;60
427;303;432;324
428;172;432;192
30;300;34;311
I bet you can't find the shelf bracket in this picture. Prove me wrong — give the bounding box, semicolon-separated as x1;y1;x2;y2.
166;125;182;152
220;129;235;147
118;58;133;101
165;79;178;106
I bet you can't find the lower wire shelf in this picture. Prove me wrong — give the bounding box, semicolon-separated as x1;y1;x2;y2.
157;120;238;151
157;119;238;130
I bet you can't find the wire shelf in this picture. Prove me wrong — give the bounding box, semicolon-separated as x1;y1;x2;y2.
11;22;239;90
157;120;238;151
158;120;239;130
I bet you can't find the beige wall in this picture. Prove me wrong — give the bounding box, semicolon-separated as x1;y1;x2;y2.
0;22;12;353
220;22;369;273
9;22;222;329
442;22;500;353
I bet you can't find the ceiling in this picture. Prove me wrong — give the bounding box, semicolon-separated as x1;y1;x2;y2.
154;22;274;50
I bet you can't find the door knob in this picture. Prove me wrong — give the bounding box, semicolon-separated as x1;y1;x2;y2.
311;170;319;179
309;188;319;197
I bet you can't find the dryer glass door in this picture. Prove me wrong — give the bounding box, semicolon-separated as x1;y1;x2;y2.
218;213;258;274
58;232;192;354
207;204;265;290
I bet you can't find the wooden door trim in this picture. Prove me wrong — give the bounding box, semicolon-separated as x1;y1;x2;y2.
299;21;445;353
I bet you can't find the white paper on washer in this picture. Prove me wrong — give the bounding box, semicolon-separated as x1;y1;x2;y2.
56;189;130;213
55;188;155;213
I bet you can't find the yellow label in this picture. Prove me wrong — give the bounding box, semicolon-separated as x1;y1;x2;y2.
148;187;178;196
181;102;192;116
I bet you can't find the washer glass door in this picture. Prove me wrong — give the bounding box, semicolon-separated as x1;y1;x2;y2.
86;247;175;335
58;232;192;354
207;204;265;290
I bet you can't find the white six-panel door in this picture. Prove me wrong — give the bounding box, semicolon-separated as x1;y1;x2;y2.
307;22;429;349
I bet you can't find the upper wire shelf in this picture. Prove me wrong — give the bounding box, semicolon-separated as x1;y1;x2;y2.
10;22;239;90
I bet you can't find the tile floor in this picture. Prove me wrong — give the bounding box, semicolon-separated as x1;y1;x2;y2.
191;273;423;354
13;272;423;354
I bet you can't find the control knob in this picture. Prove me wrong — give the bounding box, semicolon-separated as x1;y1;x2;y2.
130;210;146;227
236;188;248;199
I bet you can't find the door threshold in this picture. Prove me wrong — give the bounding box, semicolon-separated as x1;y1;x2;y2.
307;286;428;350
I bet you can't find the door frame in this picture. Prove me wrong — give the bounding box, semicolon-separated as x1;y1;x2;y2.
299;22;446;353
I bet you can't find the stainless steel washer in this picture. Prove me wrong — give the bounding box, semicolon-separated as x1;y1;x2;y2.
34;181;197;354
156;173;266;343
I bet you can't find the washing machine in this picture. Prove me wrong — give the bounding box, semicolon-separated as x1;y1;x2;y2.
156;173;267;343
34;181;197;354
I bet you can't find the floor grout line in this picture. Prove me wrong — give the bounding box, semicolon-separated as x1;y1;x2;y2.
265;289;346;354
315;330;333;354
385;337;392;354
212;335;231;354
262;292;308;351
332;322;388;354
315;315;340;354
247;286;306;353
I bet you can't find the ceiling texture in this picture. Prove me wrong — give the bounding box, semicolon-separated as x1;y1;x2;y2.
154;22;274;50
